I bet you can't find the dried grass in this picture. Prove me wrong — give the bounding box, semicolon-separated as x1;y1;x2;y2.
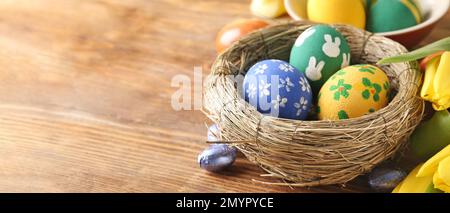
202;22;424;187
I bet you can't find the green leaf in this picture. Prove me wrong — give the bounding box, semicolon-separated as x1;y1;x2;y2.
362;78;372;87
338;110;349;120
344;84;352;90
378;37;450;65
373;94;380;102
373;83;382;93
383;81;390;90
362;90;370;99
334;91;340;101
330;85;338;91
341;90;349;99
360;68;375;74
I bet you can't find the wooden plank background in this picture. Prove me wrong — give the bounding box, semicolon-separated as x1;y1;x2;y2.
0;0;448;192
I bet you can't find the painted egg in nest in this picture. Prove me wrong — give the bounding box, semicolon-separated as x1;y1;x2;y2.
289;25;351;94
243;59;313;120
318;64;390;120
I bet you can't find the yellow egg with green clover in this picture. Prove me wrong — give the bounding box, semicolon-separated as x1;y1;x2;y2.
318;65;390;120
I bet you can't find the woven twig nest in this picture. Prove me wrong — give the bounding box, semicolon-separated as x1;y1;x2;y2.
203;22;424;187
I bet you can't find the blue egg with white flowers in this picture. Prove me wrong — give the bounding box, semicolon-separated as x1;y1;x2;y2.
243;59;313;120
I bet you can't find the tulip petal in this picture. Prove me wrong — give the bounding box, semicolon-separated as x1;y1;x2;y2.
398;164;434;193
433;98;450;111
421;57;440;102
438;156;450;186
392;181;403;193
433;52;450;104
433;169;450;193
417;145;450;177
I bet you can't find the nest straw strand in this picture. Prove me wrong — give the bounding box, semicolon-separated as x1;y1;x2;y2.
203;22;424;187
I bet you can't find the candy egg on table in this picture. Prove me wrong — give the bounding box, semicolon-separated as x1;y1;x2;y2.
367;0;422;33
198;124;237;172
290;25;351;94
307;0;366;29
318;64;390;120
215;19;269;53
198;144;237;172
243;59;313;120
368;167;407;192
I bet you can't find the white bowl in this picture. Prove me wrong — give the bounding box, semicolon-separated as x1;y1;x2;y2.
284;0;450;48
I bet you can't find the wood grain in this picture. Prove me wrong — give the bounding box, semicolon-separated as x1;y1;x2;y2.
0;0;448;192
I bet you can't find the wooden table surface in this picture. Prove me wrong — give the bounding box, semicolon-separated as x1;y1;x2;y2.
0;0;448;193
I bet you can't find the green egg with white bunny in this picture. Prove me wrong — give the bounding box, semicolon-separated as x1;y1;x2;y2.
289;25;351;94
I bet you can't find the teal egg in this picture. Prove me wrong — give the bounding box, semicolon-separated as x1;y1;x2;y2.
362;0;372;12
367;0;422;33
289;25;351;94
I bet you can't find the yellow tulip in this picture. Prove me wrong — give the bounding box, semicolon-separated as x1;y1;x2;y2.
415;144;450;193
420;57;439;102
417;144;450;177
392;181;403;193
393;145;450;193
433;156;450;192
393;164;436;193
421;51;450;111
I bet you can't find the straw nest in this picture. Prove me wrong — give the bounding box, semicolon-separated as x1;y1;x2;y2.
203;22;424;187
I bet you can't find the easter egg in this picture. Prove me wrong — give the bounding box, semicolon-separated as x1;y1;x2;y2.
289;25;351;94
198;144;237;172
318;65;390;120
307;0;366;29
361;0;372;12
251;0;286;18
367;0;422;33
215;19;269;53
243;59;313;120
369;167;407;192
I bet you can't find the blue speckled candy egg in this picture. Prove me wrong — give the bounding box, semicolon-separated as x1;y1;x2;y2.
198;144;237;172
243;59;313;120
368;167;407;192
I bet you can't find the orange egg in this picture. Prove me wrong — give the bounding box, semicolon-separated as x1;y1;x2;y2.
215;19;269;53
